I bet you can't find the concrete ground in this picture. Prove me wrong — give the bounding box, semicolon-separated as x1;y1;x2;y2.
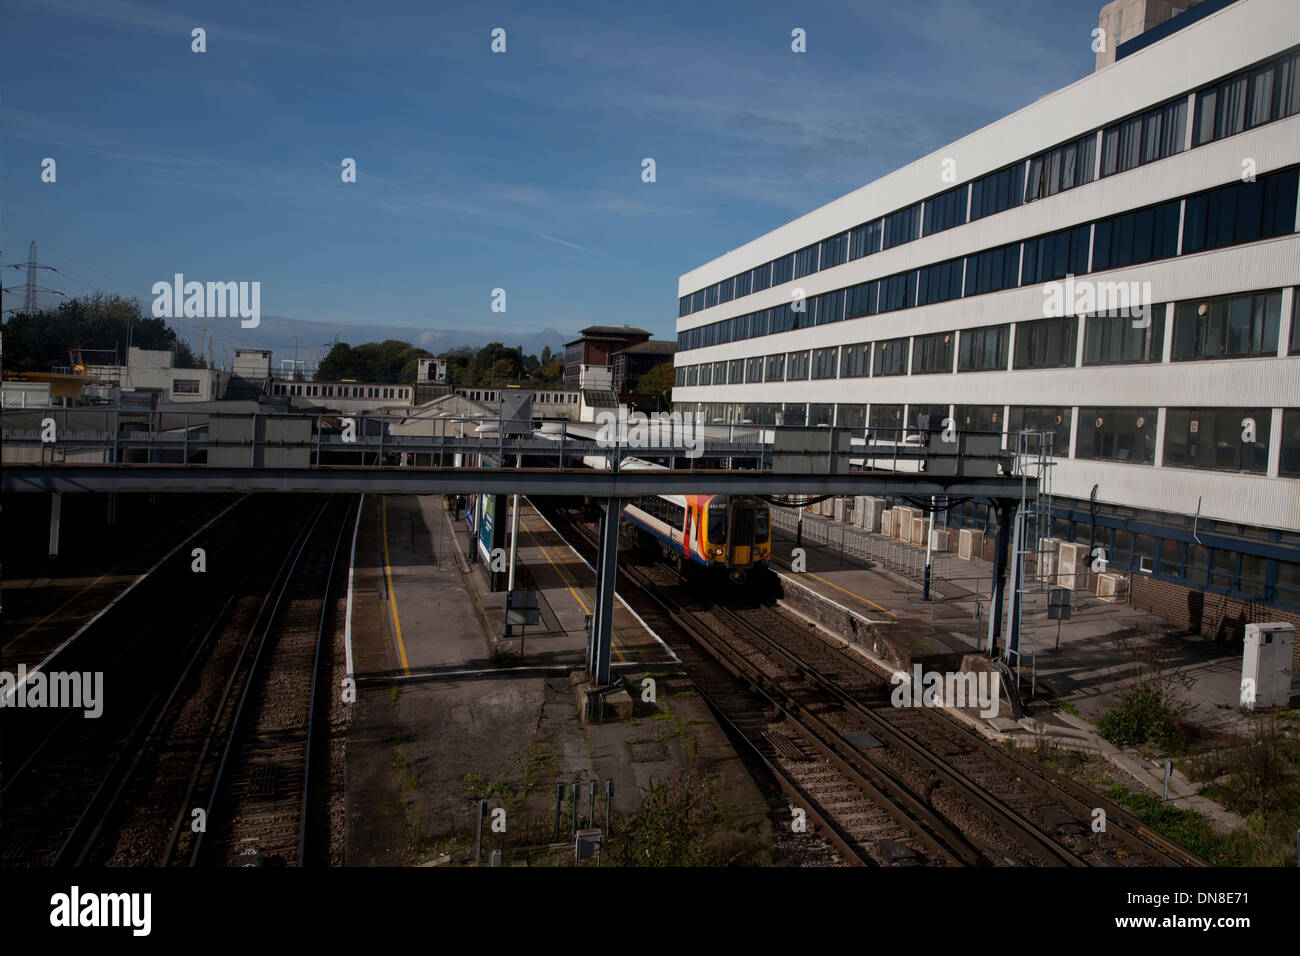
343;494;769;866
766;510;1298;831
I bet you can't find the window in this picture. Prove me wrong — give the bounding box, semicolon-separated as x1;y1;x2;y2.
697;364;711;386
750;262;772;293
772;253;794;286
910;403;949;435
879;271;916;312
1025;133;1098;202
923;184;968;236
809;403;834;426
713;361;727;385
849;220;882;260
1181;166;1299;254
811;347;839;379
1293;290;1300;355
820;232;848;270
873;337;908;377
882;202;922;249
958;324;1009;372
727;359;744;384
837;404;867;429
786;350;809;380
717;276;735;304
915;258;964;306
1091;199;1180;271
1076;407;1157;464
1195;49;1300;146
705;284;719;309
845;280;877;319
794;243;820;278
869;404;904;436
839;342;870;378
970;163;1025;220
1083;309;1165;365
765;353;785;382
686;365;699;386
745;357;764;383
955;405;1001;435
1007;407;1071;456
912;332;955;375
814;290;845;325
1014;316;1077;369
1101;98;1186;176
1172;289;1281;360
1021;224;1091;284
1163;407;1270;474
172;378;200;394
964;242;1020;296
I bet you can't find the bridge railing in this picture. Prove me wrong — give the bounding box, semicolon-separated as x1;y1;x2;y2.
1;408;1026;478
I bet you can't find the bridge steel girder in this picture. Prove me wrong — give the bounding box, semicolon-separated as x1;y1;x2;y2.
1;466;1034;501
590;498;620;687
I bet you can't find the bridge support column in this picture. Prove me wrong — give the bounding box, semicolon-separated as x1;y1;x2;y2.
589;497;620;686
48;492;62;560
986;501;1014;657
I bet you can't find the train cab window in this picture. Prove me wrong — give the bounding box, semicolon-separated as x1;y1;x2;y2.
755;508;770;542
708;507;727;544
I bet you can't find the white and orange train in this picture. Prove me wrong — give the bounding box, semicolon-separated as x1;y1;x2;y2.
622;493;771;580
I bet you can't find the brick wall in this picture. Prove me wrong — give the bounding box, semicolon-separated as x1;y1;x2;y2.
1130;574;1300;667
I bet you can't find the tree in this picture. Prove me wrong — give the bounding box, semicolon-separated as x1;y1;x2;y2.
635;360;674;402
1;293;204;372
316;339;433;383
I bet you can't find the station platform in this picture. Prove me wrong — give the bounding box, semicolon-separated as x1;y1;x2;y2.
765;507;1293;829
343;493;769;866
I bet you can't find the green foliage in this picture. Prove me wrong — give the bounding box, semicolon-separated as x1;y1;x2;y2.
316;339;432;384
315;338;563;388
1187;717;1300;816
610;772;767;866
635;360;673;401
1102;785;1224;861
2;293;203;371
1098;682;1187;752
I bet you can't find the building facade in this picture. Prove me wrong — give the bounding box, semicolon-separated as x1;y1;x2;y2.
563;325;651;386
672;0;1300;620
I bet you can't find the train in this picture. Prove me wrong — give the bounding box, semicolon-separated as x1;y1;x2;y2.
622;492;771;580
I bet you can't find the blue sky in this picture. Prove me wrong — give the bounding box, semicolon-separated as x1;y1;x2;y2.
2;0;1106;361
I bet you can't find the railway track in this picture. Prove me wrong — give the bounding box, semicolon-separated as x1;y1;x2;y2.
0;493;353;868
186;495;352;867
537;499;1205;868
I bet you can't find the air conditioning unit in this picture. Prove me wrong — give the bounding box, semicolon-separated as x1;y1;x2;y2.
929;528;950;551
1096;571;1128;603
834;497;850;523
860;497;885;532
958;529;984;560
910;515;930;547
1034;537;1062;586
892;507;917;539
1241;623;1295;710
1056;542;1090;590
880;510;894;538
820;497;834;516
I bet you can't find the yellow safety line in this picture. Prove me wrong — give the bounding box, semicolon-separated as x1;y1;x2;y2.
518;515;626;662
3;567;122;650
380;496;411;674
771;555;897;618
